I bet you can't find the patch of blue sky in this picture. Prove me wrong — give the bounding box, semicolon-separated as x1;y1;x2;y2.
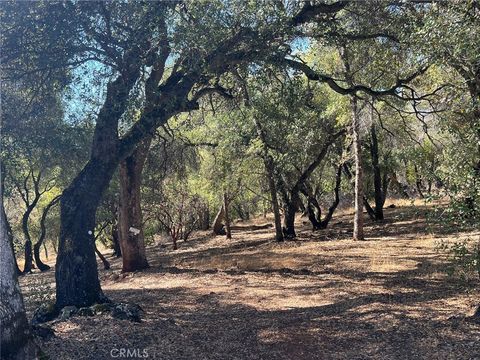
63;60;110;125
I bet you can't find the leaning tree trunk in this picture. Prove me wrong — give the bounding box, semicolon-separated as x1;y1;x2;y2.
33;195;60;272
351;96;365;240
118;137;151;273
55;159;116;308
94;245;111;270
1;182;38;359
223;192;232;239
212;204;225;235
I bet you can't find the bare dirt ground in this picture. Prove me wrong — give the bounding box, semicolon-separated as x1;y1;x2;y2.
21;202;480;359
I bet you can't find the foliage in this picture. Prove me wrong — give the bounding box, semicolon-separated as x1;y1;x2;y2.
437;238;480;281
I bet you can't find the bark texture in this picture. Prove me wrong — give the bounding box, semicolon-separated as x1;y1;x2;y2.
351;96;364;240
118;137;151;273
1;180;38;359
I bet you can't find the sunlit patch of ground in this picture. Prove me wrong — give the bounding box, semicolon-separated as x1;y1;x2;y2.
21;202;480;359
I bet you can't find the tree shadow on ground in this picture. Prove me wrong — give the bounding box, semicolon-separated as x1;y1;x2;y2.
38;282;480;360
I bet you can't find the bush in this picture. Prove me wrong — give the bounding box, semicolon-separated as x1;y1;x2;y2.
437;238;480;281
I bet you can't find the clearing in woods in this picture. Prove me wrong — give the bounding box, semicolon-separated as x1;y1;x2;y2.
22;202;480;360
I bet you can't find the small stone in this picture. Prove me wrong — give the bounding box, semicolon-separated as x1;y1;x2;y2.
60;306;78;320
32;302;57;325
111;302;144;322
77;307;94;316
110;273;120;281
90;303;112;315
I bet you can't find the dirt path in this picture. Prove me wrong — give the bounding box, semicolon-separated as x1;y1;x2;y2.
22;204;480;359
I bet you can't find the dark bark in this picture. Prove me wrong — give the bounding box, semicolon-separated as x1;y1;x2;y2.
55;45;147;308
319;164;343;229
370;124;385;220
94;245;110;270
363;197;377;221
280;130;345;239
282;193;298;239
111;225;121;257
413;164;425;198
33;195;61;272
20;172;43;274
304;164;343;230
55;160;116;308
118;136;151;273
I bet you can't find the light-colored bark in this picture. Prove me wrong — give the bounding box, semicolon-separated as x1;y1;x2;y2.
1;177;38;359
212;204;225;235
351;96;364;240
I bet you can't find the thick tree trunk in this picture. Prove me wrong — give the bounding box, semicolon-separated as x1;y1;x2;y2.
283;199;297;239
351;96;365;240
1;182;38;359
55;160;115;308
223;192;232;239
118;137;151;273
33;195;60;272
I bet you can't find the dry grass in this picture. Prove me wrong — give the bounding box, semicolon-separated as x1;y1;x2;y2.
21;202;480;360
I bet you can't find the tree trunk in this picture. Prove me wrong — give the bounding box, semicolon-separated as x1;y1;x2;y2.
212;204;225;235
118;137;151;273
223;192;232;239
370;124;385;220
111;224;121;257
1;181;38;359
21;203;37;274
254;117;284;241
55;160;115;308
33;195;60;272
319;164;343;229
283;199;297;239
94;245;110;270
2;202;21;276
268;172;284;242
351;96;365;240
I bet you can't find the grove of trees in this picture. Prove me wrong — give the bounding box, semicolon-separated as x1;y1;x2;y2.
1;1;479;358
